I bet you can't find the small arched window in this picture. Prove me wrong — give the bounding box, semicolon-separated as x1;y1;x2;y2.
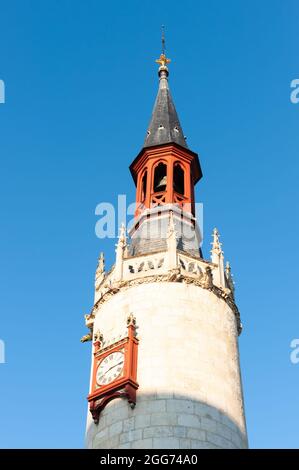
154;162;167;193
141;171;147;202
174;163;185;195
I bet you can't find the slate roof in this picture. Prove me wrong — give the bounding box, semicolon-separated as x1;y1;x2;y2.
143;69;188;149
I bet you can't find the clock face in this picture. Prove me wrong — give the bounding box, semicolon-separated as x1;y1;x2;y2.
96;351;125;386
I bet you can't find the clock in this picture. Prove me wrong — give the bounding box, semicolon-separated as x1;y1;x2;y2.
87;314;139;424
96;350;125;386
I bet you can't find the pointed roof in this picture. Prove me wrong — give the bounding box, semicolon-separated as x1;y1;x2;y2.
143;54;188;149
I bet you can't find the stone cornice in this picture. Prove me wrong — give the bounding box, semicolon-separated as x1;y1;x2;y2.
88;268;242;335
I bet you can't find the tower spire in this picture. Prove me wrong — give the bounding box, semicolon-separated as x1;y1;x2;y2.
143;30;187;149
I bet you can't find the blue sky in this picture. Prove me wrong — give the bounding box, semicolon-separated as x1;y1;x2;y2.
0;0;298;448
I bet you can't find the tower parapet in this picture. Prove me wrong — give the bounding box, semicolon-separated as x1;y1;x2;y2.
90;223;241;335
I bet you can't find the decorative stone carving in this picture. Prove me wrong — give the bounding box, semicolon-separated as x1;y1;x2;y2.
97;252;105;275
80;332;92;343
166;267;182;282
127;313;136;327
225;261;235;298
95;252;105;291
84;313;95;329
201;266;213;289
94;329;103;343
89;241;242;336
127;256;165;275
210;228;225;288
81;313;95;343
178;255;204;277
114;223;127;282
89;266;241;334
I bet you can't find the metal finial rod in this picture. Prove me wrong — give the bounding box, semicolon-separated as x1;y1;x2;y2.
156;25;171;70
161;24;165;55
156;24;170;71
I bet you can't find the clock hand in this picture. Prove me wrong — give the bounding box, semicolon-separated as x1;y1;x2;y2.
105;361;123;374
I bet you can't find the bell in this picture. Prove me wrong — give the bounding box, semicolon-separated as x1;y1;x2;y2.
155;175;167;191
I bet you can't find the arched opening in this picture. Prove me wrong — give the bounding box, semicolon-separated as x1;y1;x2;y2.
141;170;147;202
173;163;185;195
153;162;167;193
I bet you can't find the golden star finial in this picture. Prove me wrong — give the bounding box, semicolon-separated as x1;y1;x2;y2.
155;53;171;68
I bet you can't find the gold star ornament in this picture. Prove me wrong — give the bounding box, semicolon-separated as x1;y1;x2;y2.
155;53;171;68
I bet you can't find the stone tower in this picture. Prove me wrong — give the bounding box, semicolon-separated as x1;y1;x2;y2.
83;50;248;449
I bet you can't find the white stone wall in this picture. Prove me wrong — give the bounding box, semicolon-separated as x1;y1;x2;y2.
85;282;248;449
